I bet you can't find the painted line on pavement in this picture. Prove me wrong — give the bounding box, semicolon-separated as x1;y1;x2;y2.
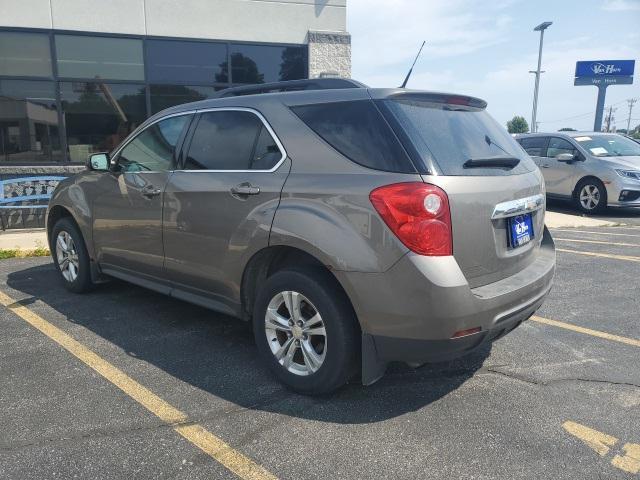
531;315;640;348
0;290;278;480
550;228;640;238
556;248;640;263
554;237;640;248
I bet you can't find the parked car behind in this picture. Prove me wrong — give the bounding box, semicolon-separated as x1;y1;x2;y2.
516;132;640;213
47;79;555;394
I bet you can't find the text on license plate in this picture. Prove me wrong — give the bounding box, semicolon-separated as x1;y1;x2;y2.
507;213;534;248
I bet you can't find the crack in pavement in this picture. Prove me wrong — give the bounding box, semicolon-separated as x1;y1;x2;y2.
483;368;640;389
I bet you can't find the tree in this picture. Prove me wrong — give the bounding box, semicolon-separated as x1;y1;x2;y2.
507;116;529;134
559;127;577;131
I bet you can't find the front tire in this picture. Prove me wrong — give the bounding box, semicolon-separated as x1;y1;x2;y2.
574;178;607;214
51;217;93;293
253;268;359;395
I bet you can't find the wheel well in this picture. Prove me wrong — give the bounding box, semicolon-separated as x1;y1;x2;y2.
47;206;74;247
240;246;356;324
573;175;606;199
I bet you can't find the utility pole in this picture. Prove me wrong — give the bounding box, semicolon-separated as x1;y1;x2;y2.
604;106;616;132
531;22;553;133
627;98;638;133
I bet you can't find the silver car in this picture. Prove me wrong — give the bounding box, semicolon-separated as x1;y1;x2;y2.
47;79;555;394
516;132;640;213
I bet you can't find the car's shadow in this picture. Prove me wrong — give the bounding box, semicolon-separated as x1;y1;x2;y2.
546;198;640;221
7;262;491;425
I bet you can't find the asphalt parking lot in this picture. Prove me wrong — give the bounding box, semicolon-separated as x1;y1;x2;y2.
1;216;639;479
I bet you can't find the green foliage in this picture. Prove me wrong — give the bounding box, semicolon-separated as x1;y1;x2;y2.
507;116;529;134
0;247;50;260
558;127;577;131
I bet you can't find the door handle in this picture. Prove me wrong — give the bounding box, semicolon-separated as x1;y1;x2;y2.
141;185;162;198
230;183;260;196
541;164;551;169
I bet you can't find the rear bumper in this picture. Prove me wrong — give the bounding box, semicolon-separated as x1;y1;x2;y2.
335;226;555;373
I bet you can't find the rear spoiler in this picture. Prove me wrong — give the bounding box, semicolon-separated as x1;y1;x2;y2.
384;91;488;109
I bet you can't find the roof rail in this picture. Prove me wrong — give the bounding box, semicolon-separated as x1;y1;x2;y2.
215;78;367;98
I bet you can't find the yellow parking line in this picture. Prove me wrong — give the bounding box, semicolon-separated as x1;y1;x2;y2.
0;291;277;480
551;228;640;238
531;315;640;348
556;248;640;262
554;238;640;248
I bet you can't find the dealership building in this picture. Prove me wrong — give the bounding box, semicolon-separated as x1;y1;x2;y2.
0;0;351;228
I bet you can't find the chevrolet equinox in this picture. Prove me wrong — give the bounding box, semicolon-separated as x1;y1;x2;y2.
47;78;556;394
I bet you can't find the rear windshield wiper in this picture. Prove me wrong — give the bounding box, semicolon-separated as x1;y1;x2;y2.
463;157;521;169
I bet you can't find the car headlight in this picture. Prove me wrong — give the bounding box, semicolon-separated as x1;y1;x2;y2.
614;169;640;181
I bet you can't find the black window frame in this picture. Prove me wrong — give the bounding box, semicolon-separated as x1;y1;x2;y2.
179;108;285;172
0;26;308;165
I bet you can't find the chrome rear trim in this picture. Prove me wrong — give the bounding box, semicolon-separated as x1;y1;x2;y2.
491;194;544;219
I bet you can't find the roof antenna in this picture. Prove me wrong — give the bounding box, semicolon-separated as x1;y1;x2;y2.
400;40;426;88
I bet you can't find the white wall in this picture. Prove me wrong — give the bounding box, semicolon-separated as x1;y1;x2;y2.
0;0;347;44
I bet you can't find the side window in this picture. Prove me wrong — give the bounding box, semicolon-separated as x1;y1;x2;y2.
118;115;189;172
518;136;548;157
291;100;415;173
184;110;281;170
546;137;577;158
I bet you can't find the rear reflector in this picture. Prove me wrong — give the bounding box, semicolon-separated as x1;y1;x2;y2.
451;327;481;339
369;182;452;256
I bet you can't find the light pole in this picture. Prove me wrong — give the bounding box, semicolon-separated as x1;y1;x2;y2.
531;21;552;133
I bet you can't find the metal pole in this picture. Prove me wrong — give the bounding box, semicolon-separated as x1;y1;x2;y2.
593;85;607;132
627;98;637;133
531;29;545;133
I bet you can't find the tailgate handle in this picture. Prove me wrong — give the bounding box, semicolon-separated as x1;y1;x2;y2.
491;194;544;219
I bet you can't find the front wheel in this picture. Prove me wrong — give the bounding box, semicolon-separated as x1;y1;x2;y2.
253;268;359;395
574;178;607;214
51;217;94;293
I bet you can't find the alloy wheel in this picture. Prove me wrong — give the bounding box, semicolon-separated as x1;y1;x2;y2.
579;184;600;211
264;291;327;376
55;231;79;282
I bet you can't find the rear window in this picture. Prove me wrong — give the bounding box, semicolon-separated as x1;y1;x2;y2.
382;99;536;176
291;100;415;173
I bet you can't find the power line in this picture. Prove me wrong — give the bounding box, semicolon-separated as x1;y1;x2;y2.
539;99;628;124
626;98;638;133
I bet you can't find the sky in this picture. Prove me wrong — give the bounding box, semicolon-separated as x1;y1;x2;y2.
347;0;640;132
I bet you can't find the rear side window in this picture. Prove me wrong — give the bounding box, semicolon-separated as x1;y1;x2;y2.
291;100;415;173
518;136;548;157
383;99;536;176
184;110;282;170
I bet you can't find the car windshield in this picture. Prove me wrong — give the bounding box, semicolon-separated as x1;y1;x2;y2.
574;134;640;157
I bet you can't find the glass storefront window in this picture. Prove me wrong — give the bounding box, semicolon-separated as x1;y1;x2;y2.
149;84;225;114
55;35;144;81
230;44;306;83
0;32;52;77
146;39;228;84
60;82;146;161
0;80;62;163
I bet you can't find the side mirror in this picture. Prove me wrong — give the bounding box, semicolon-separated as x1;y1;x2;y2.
556;153;575;163
87;153;110;171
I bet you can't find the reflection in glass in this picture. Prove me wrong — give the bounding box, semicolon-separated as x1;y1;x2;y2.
55;35;144;81
0;80;62;163
0;32;52;77
146;39;228;84
149;85;224;114
230;45;306;83
60;82;146;161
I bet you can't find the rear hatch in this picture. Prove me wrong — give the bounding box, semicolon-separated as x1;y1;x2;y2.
377;91;544;288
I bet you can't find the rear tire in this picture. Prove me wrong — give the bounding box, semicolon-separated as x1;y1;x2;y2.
574;178;607;214
51;217;94;293
253;268;359;395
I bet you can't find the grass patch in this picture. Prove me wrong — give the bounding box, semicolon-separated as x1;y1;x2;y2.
0;245;50;260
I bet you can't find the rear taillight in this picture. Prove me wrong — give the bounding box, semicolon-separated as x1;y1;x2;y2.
369;182;452;256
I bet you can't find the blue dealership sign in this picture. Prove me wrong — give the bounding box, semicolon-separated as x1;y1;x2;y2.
575;60;635;78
